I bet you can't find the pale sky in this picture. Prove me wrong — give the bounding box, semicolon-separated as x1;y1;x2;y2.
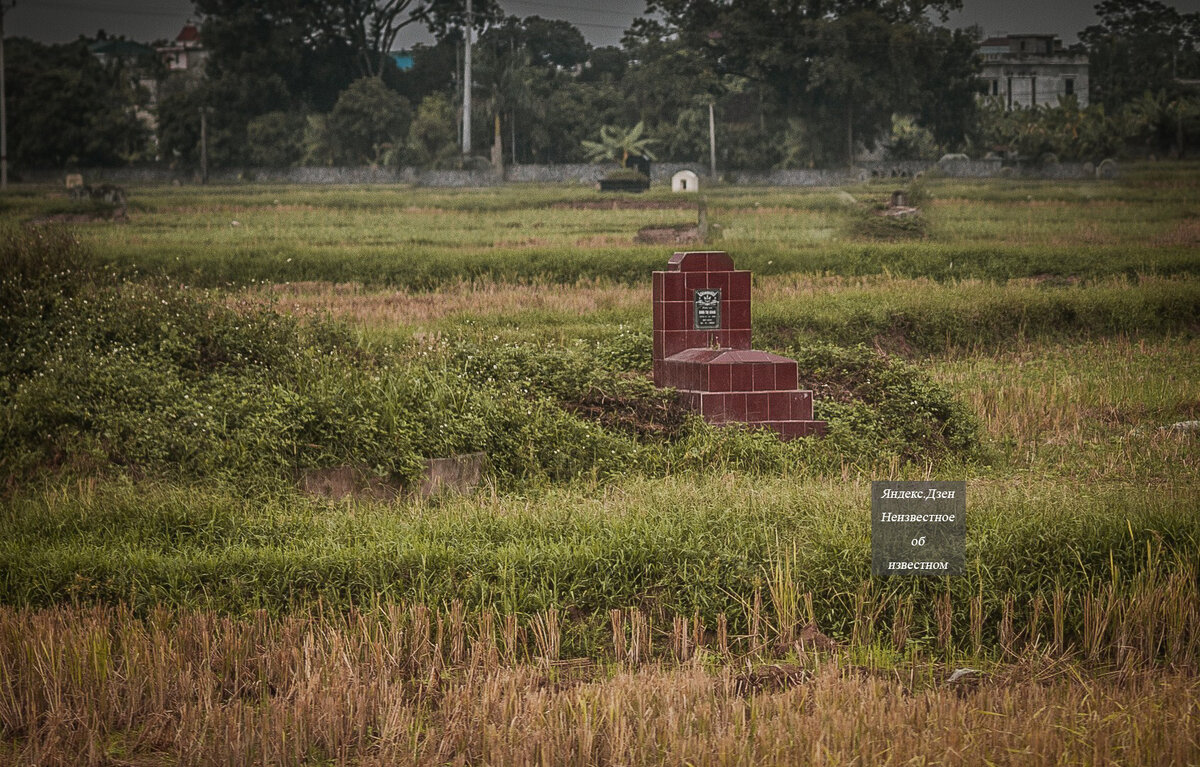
9;0;1200;48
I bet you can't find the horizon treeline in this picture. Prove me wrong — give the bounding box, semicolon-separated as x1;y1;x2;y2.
5;0;1200;171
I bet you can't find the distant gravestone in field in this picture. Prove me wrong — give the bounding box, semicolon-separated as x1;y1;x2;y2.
890;190;908;208
672;170;699;193
65;173;84;189
417;453;487;498
1096;158;1118;179
296;452;487;502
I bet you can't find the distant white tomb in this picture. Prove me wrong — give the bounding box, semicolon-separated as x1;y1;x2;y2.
671;170;699;193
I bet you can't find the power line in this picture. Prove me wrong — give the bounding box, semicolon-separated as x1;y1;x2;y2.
33;1;192;19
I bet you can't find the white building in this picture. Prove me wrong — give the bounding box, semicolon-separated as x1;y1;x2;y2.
672;170;699;193
979;34;1088;109
157;22;207;73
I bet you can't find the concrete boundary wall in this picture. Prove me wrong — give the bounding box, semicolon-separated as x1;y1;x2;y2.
19;159;1108;187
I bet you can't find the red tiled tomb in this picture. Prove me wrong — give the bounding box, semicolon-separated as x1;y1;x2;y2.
652;251;826;440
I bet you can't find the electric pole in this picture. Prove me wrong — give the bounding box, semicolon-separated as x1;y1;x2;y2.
708;101;716;178
199;107;209;184
0;1;14;191
462;0;472;157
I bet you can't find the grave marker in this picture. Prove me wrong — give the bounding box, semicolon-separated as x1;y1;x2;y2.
651;251;826;440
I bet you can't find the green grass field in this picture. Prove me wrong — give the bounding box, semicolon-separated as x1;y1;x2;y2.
1;164;1197;764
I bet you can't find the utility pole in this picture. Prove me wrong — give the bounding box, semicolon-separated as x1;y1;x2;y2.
708;101;717;178
199;107;208;184
0;1;14;191
462;0;472;157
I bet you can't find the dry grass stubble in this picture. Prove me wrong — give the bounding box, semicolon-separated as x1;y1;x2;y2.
2;604;1198;766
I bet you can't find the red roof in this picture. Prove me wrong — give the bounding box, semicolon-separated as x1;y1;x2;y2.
176;23;200;43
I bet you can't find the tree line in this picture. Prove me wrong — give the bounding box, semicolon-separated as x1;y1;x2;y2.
5;0;1200;171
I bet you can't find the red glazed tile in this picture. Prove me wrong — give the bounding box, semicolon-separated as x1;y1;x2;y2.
746;392;769;421
791;391;813;420
663;331;689;359
685;330;710;350
707;271;730;296
708;364;731;392
662;272;685;301
752;363;774;390
768;392;791;420
701;393;726;422
665;364;680;390
678;366;695;391
730;365;753;391
685;272;708;291
652;299;664;330
664;301;688;331
728;330;752;350
707;252;734;272
652;331;664;360
727;301;751;330
729;271;751;302
725;393;748;420
660;363;675;388
669;252;709;272
652;273;664;302
776;362;798;390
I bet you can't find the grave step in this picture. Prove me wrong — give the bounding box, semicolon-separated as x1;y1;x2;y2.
656;347;799;391
751;420;828;440
676;389;814;423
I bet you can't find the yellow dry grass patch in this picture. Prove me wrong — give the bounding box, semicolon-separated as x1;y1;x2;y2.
258;280;644;325
2;604;1196;766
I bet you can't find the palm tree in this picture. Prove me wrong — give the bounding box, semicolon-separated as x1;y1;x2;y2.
581;122;658;168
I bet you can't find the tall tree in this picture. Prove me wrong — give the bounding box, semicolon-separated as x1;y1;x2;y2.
326;76;413;165
643;0;974;165
1080;0;1200;111
4;38;150;168
196;0;501;110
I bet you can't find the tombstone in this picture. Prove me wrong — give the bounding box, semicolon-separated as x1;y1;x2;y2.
627;154;651;178
65;173;84;190
889;190;907;208
672;170;699;193
652;251;826;440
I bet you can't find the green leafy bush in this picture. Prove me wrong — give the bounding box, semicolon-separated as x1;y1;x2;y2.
790;343;979;462
2;229;979;490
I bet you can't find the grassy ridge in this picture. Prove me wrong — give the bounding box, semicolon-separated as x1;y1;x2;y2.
81;241;1200;290
2;477;1196;658
759;277;1200;352
6;168;1199;288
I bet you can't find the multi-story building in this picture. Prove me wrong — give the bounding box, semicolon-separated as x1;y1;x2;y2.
979;34;1088;109
157;22;207;74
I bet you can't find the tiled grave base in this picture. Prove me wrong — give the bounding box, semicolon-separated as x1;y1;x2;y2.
662;348;826;440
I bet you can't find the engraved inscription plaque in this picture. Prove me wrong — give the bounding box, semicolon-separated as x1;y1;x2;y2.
693;288;721;329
